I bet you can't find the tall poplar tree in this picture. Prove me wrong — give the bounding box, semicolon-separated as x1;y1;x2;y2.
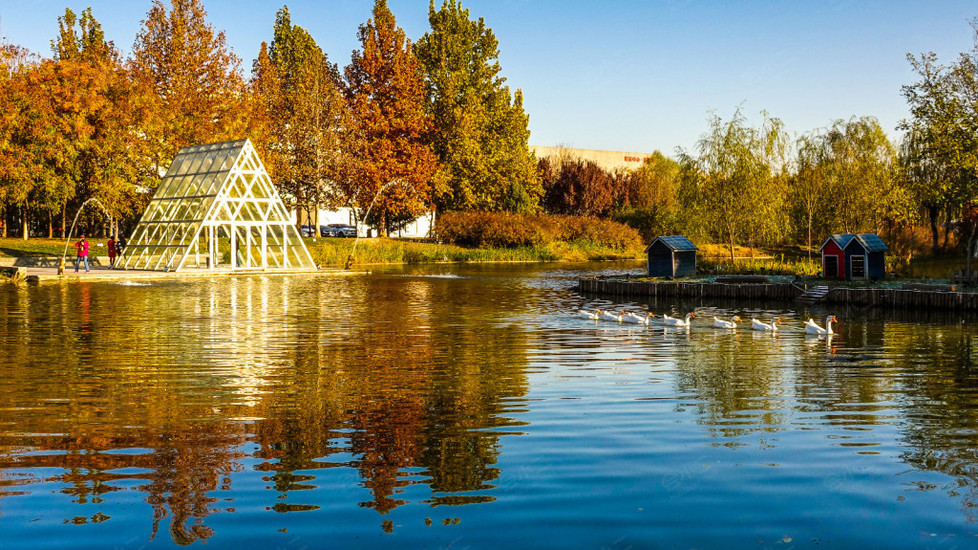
414;0;540;214
251;7;357;227
130;0;247;161
344;0;438;235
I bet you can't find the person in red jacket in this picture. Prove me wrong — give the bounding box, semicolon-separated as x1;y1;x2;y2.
74;235;90;273
107;236;117;269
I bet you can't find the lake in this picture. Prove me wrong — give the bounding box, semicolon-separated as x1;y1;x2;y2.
2;262;978;549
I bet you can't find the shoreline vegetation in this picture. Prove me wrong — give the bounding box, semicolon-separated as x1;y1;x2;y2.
0;235;971;285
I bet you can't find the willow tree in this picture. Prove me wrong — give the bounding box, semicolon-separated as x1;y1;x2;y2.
820;117;908;234
344;0;438;236
414;0;540;214
902;20;978;252
677;109;786;260
130;0;248;163
251;7;358;227
792;132;832;259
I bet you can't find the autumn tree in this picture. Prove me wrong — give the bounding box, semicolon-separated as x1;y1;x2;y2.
0;8;153;240
792;131;831;259
541;157;616;217
251;7;358;227
611;152;682;240
343;0;438;235
130;0;248;163
821;117;908;234
0;43;40;237
414;0;540;214
902;19;978;253
677;109;785;260
51;8;157;237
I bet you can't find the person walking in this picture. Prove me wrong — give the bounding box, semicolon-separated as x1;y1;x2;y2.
107;236;117;269
116;235;126;264
74;235;90;273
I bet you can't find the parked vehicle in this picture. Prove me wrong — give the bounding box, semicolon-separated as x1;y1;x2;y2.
324;223;357;238
299;225;316;237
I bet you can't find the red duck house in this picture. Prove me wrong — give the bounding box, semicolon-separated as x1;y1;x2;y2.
818;233;888;281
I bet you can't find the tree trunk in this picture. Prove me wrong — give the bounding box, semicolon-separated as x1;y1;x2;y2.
807;212;813;262
927;205;940;253
942;210;952;251
47;211;53;238
22;204;28;241
967;231;977;278
728;231;734;262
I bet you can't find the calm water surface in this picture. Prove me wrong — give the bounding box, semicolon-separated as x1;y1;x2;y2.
2;262;978;549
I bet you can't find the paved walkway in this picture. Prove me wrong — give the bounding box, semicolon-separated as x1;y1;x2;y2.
1;258;360;283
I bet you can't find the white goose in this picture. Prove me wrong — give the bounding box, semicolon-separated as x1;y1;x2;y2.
662;312;695;327
601;310;625;322
805;315;837;336
623;312;653;325
579;309;602;320
713;315;741;329
751;317;781;331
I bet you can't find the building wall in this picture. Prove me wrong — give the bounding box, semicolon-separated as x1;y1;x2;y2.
298;206;434;239
821;241;845;279
531;145;653;172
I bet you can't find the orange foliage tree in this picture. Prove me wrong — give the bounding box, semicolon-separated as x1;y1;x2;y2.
0;8;155;239
130;0;249;164
343;0;439;236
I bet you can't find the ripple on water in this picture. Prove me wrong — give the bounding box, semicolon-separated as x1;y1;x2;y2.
2;267;978;548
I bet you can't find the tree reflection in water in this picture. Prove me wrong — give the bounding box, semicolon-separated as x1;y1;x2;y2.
5;275;978;545
666;301;978;516
0;274;529;543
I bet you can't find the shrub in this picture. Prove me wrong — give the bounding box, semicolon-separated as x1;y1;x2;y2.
434;211;642;252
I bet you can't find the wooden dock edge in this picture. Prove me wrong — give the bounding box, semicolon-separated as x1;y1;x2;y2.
577;278;978;310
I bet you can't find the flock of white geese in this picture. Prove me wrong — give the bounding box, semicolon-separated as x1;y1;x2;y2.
578;308;838;337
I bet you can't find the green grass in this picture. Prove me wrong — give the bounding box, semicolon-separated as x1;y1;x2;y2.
0;237;70;258
305;237;641;266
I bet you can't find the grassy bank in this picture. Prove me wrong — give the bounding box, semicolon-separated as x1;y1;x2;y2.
0;237;70;258
307;237;642;266
2;236;969;279
0;236;643;265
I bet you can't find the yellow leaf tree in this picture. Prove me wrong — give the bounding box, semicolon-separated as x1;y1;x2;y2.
343;0;439;236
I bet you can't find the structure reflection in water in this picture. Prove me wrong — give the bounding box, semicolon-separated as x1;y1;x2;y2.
2;263;978;548
0;273;531;543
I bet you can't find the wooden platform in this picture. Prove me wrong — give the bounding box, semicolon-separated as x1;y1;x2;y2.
2;262;362;284
578;277;978;310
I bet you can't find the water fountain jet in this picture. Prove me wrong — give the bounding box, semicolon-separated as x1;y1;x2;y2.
344;179;417;270
60;198;113;274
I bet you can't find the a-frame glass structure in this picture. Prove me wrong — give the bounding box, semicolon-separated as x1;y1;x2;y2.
122;139;316;272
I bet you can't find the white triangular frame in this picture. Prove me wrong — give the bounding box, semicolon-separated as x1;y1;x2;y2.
122;138;316;272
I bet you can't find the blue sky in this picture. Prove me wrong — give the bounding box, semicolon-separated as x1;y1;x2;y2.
1;1;975;155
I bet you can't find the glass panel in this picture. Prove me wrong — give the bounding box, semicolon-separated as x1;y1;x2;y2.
175;157;192;176
198;154;215;174
155;176;179;198
185;154;205;175
175;176;195;197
